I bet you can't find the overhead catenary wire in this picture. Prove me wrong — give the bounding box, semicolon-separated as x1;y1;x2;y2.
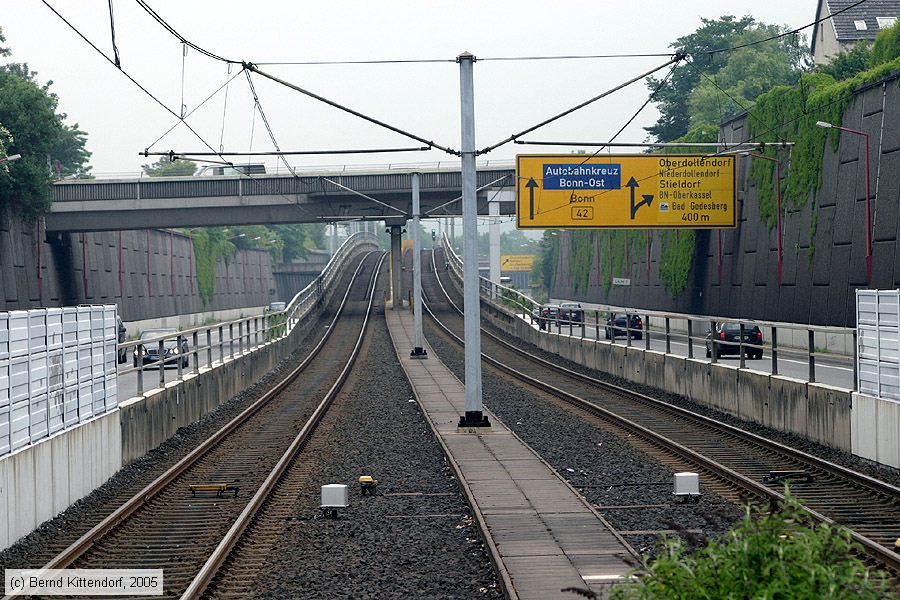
133;0;238;64
476;54;685;156
574;59;680;166
243;70;301;178
243;62;458;156
142;146;434;157
40;0;229;162
144;66;246;152
107;0;120;68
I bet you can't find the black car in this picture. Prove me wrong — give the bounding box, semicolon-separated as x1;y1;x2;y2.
559;302;584;323
706;322;763;360
116;316;128;364
537;304;561;330
134;328;190;368
605;314;643;340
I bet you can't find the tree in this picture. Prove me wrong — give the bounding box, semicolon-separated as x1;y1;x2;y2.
645;16;810;141
142;156;198;177
687;25;809;129
0;27;92;218
870;18;900;67
818;43;872;80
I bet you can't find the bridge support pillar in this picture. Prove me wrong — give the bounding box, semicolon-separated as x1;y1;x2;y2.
390;224;403;309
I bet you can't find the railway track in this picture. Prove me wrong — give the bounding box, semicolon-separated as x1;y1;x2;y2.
6;251;385;600
423;248;900;574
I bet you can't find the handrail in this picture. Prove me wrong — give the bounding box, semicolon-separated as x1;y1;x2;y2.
440;233;856;389
119;232;378;397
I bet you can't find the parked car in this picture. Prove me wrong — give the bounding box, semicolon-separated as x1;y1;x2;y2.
134;328;190;369
116;316;128;364
537;304;561;330
267;301;287;312
706;322;763;360
605;314;643;340
559;302;584;323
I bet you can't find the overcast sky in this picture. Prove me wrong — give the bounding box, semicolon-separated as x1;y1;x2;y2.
2;1;815;177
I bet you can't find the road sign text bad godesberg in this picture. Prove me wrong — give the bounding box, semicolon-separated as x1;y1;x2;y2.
516;154;737;229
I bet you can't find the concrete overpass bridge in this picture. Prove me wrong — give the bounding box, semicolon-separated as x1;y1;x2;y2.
47;164;516;233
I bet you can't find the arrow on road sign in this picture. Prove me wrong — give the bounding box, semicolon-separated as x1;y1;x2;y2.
626;177;654;219
525;177;539;220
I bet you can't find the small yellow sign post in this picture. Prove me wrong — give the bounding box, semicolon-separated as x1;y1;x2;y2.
516;154;737;229
500;255;535;271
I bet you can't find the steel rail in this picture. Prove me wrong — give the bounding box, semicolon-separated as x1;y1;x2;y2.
181;251;387;599
2;252;378;600
426;249;900;574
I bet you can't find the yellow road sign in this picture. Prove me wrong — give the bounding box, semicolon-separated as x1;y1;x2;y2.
516;154;737;229
500;254;535;271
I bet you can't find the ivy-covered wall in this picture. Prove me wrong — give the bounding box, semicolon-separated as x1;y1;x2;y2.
550;68;900;327
0;207;276;322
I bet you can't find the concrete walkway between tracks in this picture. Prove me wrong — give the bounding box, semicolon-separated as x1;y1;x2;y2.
385;306;638;599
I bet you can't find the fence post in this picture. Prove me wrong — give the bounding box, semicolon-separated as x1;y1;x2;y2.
158;339;165;387
687;320;694;359
852;329;858;391
771;326;778;375
207;328;213;367
709;320;717;363
595;311;600;340
229;323;234;359
808;329;816;383
665;317;671;354
739;323;746;369
177;335;184;379
192;331;199;374
645;315;650;351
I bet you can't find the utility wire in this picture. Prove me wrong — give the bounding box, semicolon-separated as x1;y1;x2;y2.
576;59;680;166
243;62;458;156
702;0;868;56
243;70;300;177
133;0;237;63
144;66;246;152
107;0;120;68
40;0;223;159
476;54;684;155
219;63;233;152
143;147;434;157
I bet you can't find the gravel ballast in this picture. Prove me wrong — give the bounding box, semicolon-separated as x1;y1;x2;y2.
0;257;363;571
249;290;502;599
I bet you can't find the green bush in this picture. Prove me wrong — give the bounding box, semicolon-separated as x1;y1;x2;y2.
871;19;900;67
610;491;891;600
658;230;696;298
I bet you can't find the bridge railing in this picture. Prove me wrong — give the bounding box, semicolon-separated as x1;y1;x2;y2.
440;234;856;390
118;232;378;398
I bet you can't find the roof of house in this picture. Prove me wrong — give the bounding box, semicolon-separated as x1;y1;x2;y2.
820;0;900;44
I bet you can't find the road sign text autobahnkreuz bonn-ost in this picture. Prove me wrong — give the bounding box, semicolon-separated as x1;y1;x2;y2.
516;154;737;229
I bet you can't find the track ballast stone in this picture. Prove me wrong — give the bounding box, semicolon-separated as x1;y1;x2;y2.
424;319;743;558
249;300;501;599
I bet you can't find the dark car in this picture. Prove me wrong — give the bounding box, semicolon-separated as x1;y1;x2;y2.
559;302;584;323
537;304;561;330
116;316;127;364
134;328;190;369
706;322;763;360
605;314;643;340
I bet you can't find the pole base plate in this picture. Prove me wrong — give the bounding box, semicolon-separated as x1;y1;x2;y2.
457;411;491;433
410;347;428;359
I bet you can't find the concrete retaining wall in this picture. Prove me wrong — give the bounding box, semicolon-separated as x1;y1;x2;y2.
851;392;900;468
0;245;371;550
470;284;858;457
0;411;120;549
0;206;276;322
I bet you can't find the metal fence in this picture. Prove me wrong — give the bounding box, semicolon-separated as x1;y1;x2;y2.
119;232;378;397
0;305;118;457
441;235;856;390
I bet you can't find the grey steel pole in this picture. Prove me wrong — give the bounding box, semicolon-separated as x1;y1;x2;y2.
390;224;403;309
458;52;489;429
489;198;501;296
411;173;427;358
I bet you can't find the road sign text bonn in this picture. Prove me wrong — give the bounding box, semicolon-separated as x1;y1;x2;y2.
516;154;737;229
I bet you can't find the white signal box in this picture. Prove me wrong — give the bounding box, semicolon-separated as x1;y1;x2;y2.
674;472;700;497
